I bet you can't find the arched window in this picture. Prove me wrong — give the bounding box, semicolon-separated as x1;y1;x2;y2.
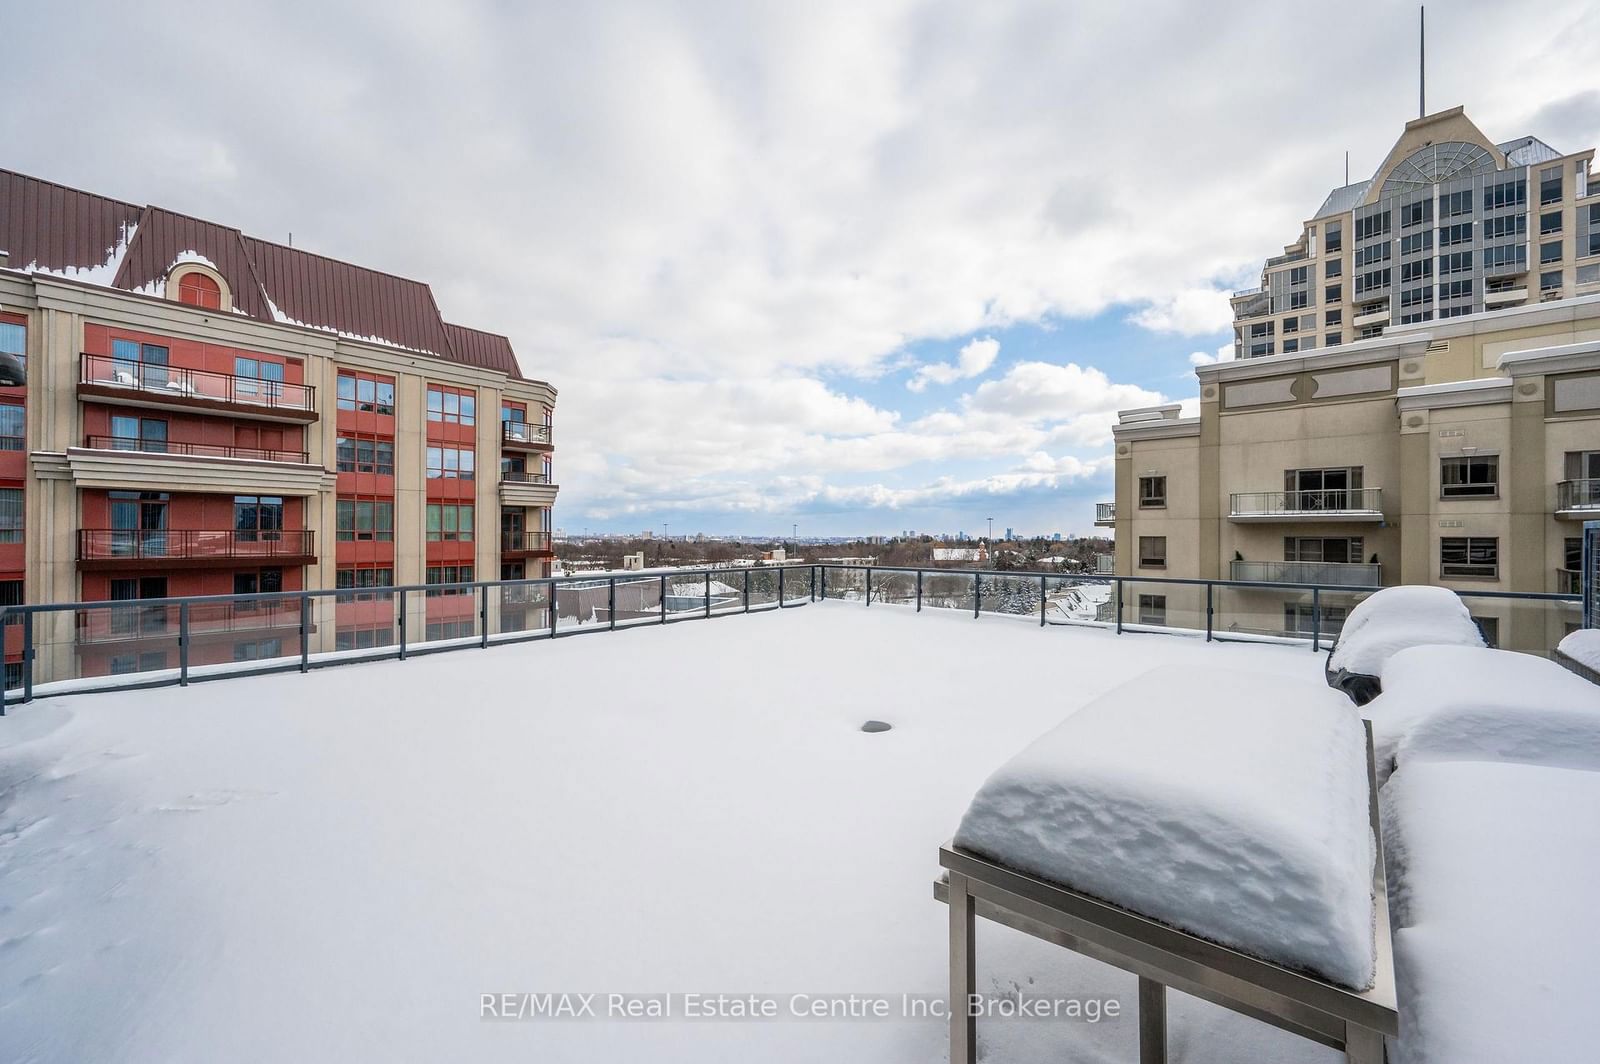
177;271;222;309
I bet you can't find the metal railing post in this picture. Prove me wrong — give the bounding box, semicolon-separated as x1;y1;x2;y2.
549;580;559;636
778;566;786;608
810;565;816;602
973;572;981;618
916;568;922;611
178;602;190;685
22;610;34;704
743;569;750;613
398;588;408;660
866;566;872;606
608;578;617;631
1206;583;1214;643
300;594;311;672
482;584;492;647
1115;579;1123;635
1312;587;1322;653
660;574;667;623
818;565;825;601
705;571;711;618
1040;574;1047;627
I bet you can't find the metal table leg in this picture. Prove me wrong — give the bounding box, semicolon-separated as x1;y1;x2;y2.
1140;977;1167;1064
948;872;976;1064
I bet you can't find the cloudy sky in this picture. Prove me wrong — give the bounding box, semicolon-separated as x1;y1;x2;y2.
7;1;1599;537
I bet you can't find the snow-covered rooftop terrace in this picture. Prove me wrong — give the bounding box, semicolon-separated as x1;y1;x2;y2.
0;601;1344;1063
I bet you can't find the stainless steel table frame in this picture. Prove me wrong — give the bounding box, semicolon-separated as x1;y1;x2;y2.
936;724;1397;1063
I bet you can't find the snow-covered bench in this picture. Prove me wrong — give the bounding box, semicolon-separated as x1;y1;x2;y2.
939;665;1396;1063
1555;628;1600;685
1325;586;1484;704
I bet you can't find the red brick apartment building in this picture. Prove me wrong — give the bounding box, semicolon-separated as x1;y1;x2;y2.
0;169;558;685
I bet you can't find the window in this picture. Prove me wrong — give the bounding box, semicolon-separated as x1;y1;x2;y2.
1325;309;1342;326
233;568;283;601
1354;268;1390;295
336;371;396;415
1471;616;1500;648
1483;214;1526;240
425;565;475;596
1138;536;1166;569
1440;455;1498;497
1590;232;1600;258
233;638;284;662
1441;279;1474;301
110;651;167;674
1565;537;1583;576
111;338;169;386
1579;263;1600;286
1540;240;1563;264
176;272;222;309
1249;342;1275;358
234;356;285;398
1282;338;1300;353
1284;603;1347;637
1540;211;1563;236
1542;271;1563;292
1483;179;1526;211
336;497;394;541
1400;231;1433;256
1439;222;1473;247
0;488;21;543
1288;291;1308;310
1401;199;1432;227
1137;594;1166;626
234;496;284;542
1324;223;1342;253
336;625;394;652
1324;332;1342;347
1282;316;1300;334
1483;244;1527;272
1355;243;1391;268
1354;212;1390;240
425;445;476;480
107;414;167;452
0;403;22;450
426;503;474;542
1249;321;1275;338
1440;190;1473;217
1400;258;1433;283
1138;476;1166;509
1540;166;1563;205
1439;251;1473;275
426;385;476;426
1287;266;1307;286
1440;537;1498;579
1324;284;1341;303
1324;259;1342;279
1400;286;1433;309
0;321;24;374
336;435;395;475
336;566;394;601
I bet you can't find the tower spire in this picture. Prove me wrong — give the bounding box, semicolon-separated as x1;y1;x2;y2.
1419;6;1426;118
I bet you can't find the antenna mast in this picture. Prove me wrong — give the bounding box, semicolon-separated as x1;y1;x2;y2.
1419;6;1426;118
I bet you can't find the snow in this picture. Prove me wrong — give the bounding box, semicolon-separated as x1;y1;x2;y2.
1382;759;1600;1064
954;665;1376;990
1557;627;1600;671
20;221;137;287
1327;586;1483;679
0;603;1342;1064
1364;645;1600;784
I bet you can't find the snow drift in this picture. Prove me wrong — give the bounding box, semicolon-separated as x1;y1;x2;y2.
954;664;1376;989
1328;586;1484;685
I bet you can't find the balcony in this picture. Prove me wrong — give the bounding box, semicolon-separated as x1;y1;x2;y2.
1352;304;1391;329
1557;479;1600;519
1484;286;1528;306
1228;488;1383;522
84;436;310;463
1232;290;1270;319
502;420;553;451
499;470;558;508
78;529;317;570
1093;553;1115;575
1230;559;1381;587
1557;568;1583;595
79;354;318;423
501;530;554;557
1094;502;1116;527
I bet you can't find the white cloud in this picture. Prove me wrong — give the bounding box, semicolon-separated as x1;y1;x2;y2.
907;335;1000;391
1129;288;1235;335
1189;342;1235;367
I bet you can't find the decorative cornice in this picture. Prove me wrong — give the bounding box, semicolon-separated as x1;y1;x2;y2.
42;447;335;496
1496;338;1600;378
1112;417;1201;442
1196;333;1431;385
1395;377;1513;412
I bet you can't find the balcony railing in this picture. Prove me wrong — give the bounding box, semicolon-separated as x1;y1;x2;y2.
1230;559;1381;587
1557;479;1600;515
1094;502;1116;525
80;353;315;412
1093;553;1115;575
83;436;310;463
75;598;304;644
1557;568;1583;595
501;531;553;553
502;421;552;446
1229;488;1383;520
78;529;316;562
500;470;552;484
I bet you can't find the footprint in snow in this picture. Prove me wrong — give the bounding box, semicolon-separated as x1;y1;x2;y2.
155;788;276;814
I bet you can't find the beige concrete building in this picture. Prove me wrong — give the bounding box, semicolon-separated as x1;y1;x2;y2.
1108;295;1600;653
1230;107;1599;359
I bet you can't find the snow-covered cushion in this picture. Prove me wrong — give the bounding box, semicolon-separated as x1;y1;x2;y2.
1367;645;1600;785
953;664;1376;989
1558;628;1600;672
1328;586;1483;680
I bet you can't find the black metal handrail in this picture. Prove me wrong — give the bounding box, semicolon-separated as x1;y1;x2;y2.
502;420;552;445
0;564;1580;708
501;531;553;552
80;353;315;411
83;436;311;463
500;471;552;485
78;529;316;561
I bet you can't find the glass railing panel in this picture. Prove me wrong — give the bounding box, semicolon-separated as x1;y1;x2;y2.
1042;576;1115;626
868;570;916;607
919;570;976;613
